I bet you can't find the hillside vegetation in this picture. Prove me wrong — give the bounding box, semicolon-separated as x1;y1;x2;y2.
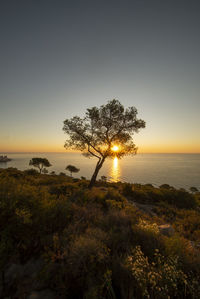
0;168;200;298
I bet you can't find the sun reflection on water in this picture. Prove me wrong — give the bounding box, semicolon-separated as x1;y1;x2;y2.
110;157;121;182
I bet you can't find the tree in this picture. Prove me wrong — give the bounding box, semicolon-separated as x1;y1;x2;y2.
63;99;145;188
66;165;80;177
29;158;51;174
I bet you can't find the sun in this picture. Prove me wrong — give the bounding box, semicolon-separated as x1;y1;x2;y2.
112;145;119;152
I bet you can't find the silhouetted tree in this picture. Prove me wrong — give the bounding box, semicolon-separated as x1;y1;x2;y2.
66;165;80;177
63;99;145;188
29;158;51;174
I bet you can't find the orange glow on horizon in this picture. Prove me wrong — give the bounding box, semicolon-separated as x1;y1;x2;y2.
1;141;200;154
137;143;200;154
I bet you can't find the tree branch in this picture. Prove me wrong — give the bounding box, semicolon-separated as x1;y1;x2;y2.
88;145;101;162
73;127;104;157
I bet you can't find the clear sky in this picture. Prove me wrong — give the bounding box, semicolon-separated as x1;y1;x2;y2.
0;0;200;153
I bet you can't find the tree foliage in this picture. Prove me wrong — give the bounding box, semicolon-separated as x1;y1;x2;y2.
63;99;145;187
29;158;51;174
66;165;80;177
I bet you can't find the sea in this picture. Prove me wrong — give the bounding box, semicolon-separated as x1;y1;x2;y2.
0;153;200;190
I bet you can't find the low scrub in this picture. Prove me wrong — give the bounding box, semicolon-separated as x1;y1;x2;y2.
0;168;199;298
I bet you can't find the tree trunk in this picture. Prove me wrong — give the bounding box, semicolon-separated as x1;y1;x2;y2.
89;158;105;188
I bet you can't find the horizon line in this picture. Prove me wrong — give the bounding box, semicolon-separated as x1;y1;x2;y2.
1;151;200;154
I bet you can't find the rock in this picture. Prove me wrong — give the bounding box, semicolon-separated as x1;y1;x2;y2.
28;289;56;299
4;263;24;284
159;224;175;236
23;258;44;278
5;259;44;284
3;258;46;298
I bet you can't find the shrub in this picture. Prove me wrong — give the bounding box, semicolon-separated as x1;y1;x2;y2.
101;210;135;256
126;246;188;298
160;184;175;190
190;187;199;193
0;168;200;298
174;209;200;241
132;225;165;259
122;183;134;196
24;168;39;175
44;229;110;298
161;189;197;209
49;183;77;198
59;172;66;176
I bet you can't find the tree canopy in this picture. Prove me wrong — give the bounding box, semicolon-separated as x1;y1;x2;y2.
63;99;145;187
29;158;51;174
66;165;80;177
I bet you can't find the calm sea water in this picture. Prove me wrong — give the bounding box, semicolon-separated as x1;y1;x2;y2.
0;153;200;190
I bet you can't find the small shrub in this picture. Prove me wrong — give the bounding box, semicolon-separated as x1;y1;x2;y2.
122;183;134;196
59;172;66;176
24;168;38;175
160;184;175;190
126;246;188;298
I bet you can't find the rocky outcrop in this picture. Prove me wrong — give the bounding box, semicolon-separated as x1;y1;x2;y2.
1;258;56;298
0;155;11;162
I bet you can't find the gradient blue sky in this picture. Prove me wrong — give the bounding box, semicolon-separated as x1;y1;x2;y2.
1;0;200;153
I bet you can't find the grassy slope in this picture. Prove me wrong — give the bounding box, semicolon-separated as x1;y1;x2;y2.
0;167;200;298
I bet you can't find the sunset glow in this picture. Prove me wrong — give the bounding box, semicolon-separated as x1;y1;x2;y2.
0;1;200;154
112;145;119;152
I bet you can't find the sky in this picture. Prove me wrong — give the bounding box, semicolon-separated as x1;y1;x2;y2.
0;0;200;153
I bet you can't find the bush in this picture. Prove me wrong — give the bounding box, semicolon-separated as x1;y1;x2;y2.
0;168;200;298
174;209;200;241
122;183;134;196
44;229;110;298
161;189;197;209
24;168;39;175
126;246;188;298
